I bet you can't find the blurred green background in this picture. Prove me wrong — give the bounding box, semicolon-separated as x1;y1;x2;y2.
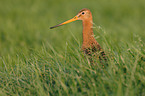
0;0;145;95
0;0;145;57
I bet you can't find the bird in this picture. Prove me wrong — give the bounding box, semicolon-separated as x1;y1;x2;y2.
50;8;107;65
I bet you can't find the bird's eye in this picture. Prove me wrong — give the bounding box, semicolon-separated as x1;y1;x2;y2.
82;12;85;14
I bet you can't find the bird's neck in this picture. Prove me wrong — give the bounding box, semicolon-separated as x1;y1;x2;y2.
82;19;96;46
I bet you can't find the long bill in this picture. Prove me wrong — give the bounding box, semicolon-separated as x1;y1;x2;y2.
50;16;78;29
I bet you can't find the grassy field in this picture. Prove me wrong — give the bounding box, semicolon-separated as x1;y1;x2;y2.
0;0;145;95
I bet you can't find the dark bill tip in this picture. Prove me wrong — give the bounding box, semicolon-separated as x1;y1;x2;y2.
50;26;55;29
50;24;62;29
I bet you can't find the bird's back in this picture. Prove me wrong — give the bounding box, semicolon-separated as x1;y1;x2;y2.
82;41;107;65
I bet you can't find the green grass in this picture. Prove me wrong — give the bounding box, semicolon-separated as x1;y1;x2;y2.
0;0;145;95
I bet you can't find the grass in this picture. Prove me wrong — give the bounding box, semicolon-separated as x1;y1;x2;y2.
0;0;145;95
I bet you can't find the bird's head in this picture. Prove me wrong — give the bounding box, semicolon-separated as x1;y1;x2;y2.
76;8;92;20
50;8;92;29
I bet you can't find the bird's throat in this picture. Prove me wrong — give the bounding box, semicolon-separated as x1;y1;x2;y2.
82;19;95;47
